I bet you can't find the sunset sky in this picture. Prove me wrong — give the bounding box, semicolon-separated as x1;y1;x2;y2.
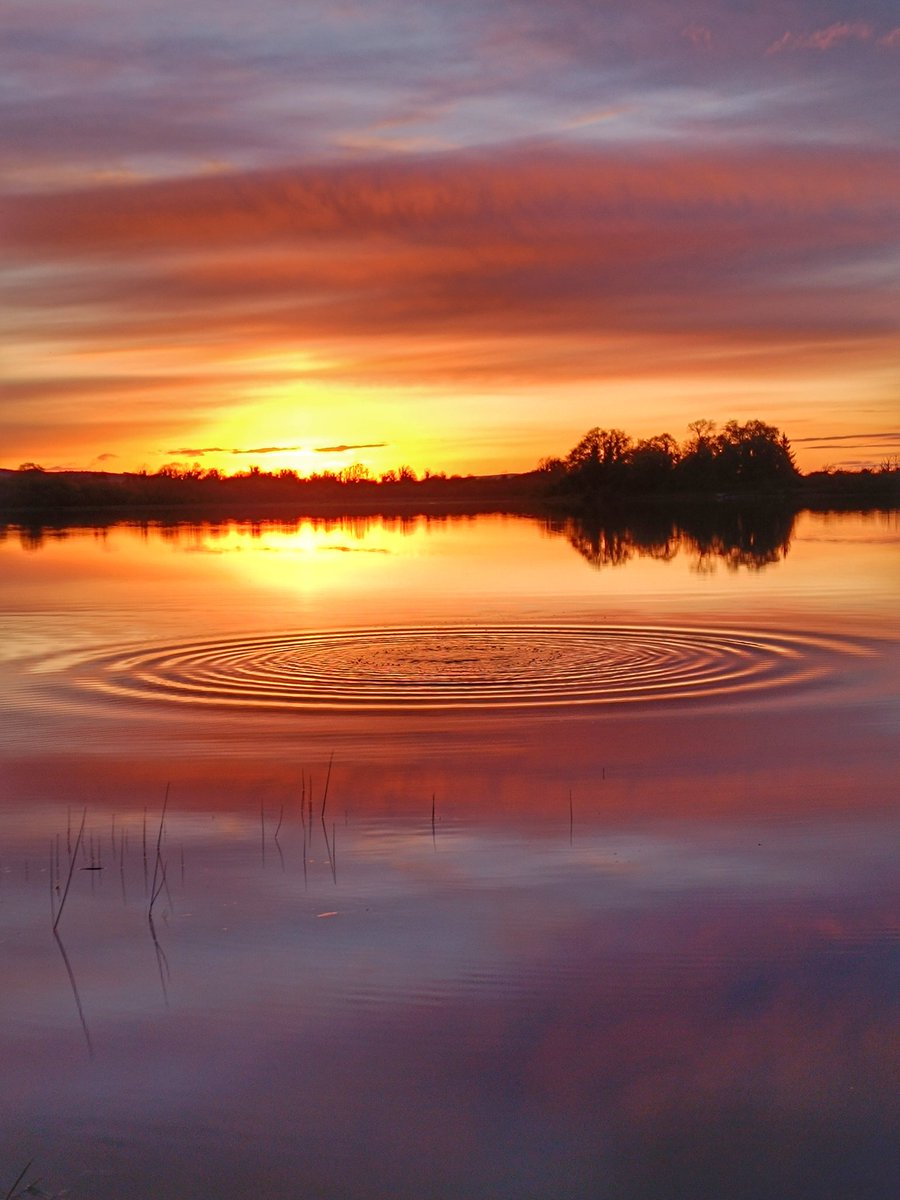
3;1;899;477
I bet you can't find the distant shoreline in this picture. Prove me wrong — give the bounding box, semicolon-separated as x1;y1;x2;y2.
6;416;898;519
1;468;897;526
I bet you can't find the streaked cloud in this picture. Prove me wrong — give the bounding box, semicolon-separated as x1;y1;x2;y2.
315;443;388;453
166;445;306;457
7;146;896;356
793;431;900;447
767;23;876;54
766;18;900;55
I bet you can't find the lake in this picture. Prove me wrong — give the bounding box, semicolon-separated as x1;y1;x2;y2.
1;507;897;1199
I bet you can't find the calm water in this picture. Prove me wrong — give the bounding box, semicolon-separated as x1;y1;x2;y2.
1;509;898;1199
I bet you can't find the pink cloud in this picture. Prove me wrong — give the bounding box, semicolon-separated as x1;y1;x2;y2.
767;22;874;54
6;145;899;263
681;24;713;51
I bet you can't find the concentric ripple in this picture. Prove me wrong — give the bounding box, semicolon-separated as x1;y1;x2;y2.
40;624;870;713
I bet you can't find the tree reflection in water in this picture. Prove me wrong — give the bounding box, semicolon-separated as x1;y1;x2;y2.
547;505;796;572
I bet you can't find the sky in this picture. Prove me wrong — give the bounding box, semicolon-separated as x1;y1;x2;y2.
2;1;899;477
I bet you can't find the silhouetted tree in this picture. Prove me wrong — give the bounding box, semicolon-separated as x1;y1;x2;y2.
715;419;799;486
563;427;632;493
549;417;800;503
628;433;679;491
676;419;720;489
537;455;565;478
339;463;370;483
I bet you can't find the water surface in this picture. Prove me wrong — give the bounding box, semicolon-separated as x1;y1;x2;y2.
1;509;897;1199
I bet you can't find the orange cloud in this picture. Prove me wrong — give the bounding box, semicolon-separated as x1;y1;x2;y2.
7;147;898;339
4;142;898;472
4;145;898;260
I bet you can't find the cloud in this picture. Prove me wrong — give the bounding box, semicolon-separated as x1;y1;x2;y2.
7;143;898;263
789;429;900;468
767;23;876;54
4;2;898;199
681;25;713;50
792;431;900;446
0;140;894;456
6;146;898;355
1;2;895;477
558;106;631;132
315;443;388;453
165;445;306;456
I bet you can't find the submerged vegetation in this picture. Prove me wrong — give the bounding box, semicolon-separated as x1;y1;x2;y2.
2;419;898;516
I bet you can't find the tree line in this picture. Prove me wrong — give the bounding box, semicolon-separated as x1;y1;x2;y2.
0;460;539;512
539;419;801;501
2;418;897;514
